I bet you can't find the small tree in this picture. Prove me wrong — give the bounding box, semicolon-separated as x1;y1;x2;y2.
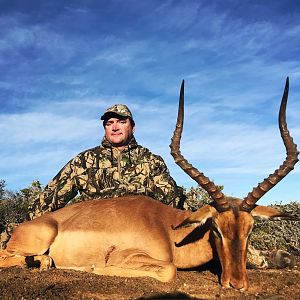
0;180;44;230
0;179;6;200
183;185;224;211
20;180;44;203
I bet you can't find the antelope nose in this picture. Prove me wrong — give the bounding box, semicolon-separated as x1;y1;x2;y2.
230;279;248;291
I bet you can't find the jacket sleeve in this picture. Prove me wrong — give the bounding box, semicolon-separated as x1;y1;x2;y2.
28;158;79;220
150;155;182;206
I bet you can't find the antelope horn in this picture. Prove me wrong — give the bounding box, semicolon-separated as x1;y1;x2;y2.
170;80;229;210
241;77;299;211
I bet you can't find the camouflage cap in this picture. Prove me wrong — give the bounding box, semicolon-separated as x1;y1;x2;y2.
100;104;133;121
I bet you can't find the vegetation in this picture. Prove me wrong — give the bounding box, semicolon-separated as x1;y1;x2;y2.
250;202;300;252
0;180;42;231
0;180;299;252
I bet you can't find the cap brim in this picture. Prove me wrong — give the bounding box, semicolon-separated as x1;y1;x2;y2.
100;112;130;121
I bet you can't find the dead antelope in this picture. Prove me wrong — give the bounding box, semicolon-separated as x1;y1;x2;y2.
0;78;298;290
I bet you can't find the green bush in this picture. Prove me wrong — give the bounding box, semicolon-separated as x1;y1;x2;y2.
250;202;300;252
182;185;222;210
0;180;43;230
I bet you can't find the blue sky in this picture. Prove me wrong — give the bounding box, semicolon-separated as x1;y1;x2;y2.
1;0;300;205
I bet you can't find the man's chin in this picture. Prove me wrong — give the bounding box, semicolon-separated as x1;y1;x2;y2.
110;140;127;148
107;136;132;147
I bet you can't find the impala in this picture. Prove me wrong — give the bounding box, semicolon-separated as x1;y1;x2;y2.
0;78;298;290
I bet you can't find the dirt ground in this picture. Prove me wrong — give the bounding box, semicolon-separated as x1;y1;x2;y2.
0;259;299;300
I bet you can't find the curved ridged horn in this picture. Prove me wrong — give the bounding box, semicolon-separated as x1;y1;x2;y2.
170;80;229;210
241;77;299;211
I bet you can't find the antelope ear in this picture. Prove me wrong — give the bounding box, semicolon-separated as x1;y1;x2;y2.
251;205;300;221
172;205;216;230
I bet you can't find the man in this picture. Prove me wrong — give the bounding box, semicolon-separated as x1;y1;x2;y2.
27;104;182;220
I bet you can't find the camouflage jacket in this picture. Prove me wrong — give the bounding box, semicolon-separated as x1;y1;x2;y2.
28;137;180;219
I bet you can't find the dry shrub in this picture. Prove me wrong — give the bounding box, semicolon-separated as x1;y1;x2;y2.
250;202;300;252
0;180;43;230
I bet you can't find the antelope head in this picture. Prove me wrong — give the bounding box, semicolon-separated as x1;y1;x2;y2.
170;78;299;290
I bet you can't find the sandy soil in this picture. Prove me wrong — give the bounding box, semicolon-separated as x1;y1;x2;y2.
0;259;299;300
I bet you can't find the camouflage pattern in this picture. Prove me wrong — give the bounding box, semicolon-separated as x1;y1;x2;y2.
28;137;181;220
100;104;133;120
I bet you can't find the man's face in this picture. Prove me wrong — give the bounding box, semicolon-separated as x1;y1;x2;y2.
104;117;135;149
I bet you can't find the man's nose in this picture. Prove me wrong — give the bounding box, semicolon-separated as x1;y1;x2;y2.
112;123;119;131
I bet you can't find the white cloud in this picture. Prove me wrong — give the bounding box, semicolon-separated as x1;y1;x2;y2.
0;112;97;144
94;41;156;68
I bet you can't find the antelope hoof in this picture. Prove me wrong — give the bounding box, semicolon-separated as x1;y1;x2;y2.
40;255;53;271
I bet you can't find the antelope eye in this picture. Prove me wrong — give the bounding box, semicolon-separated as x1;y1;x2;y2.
212;227;221;238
